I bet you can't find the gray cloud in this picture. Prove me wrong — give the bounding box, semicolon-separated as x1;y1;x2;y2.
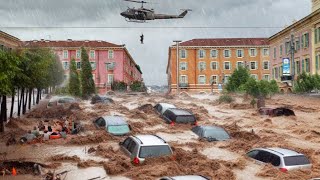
0;0;311;85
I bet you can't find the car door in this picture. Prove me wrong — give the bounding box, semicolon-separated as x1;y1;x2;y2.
162;110;172;123
127;140;137;159
120;137;132;156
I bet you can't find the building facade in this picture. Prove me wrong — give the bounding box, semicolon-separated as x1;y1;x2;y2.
21;40;142;94
269;4;320;86
0;31;20;50
167;38;270;93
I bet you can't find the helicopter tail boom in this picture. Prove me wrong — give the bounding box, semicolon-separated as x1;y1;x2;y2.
178;9;191;18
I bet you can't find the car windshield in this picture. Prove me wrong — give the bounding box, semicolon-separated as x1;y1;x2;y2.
58;98;74;103
284;155;310;166
107;125;130;135
139;145;172;158
203;129;230;141
176;115;195;123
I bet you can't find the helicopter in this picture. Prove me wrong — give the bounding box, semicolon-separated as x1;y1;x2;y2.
120;0;191;23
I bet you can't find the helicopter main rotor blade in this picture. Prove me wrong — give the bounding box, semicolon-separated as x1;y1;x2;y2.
124;0;148;3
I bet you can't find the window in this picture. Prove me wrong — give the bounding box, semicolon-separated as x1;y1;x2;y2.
211;61;218;70
76;50;81;58
315;27;320;44
106;62;115;70
280;45;283;56
198;75;206;84
303;33;309;48
302;59;305;72
198;62;206;71
249;48;256;57
237;61;244;69
210;75;218;85
224;50;230;58
275;67;279;79
139;146;172;158
180;75;188;83
263;61;269;70
250;61;257;70
198;49;205;59
305;58;310;72
90;62;96;70
285;42;290;54
180;49;187;59
273;47;276;59
237;49;243;58
108;50;114;59
63;50;68;59
90;50;95;59
62;62;69;70
251;74;258;80
107;74;114;84
296;39;300;50
316;55;319;71
296;61;301;74
76;62;81;70
263;48;269;56
210;49;218;58
223;75;230;84
284;155;310;166
224;61;231;70
263;74;270;81
180;62;187;70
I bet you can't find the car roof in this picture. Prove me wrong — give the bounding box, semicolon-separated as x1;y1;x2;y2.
197;126;226;131
252;147;304;157
133;135;167;146
166;108;192;116
170;175;208;180
159;103;176;108
102;116;127;125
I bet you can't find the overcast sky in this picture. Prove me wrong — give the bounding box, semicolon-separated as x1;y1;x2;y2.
0;0;311;85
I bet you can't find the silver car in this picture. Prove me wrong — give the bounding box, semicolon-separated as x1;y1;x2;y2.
160;175;210;180
154;103;176;115
119;135;173;164
247;147;311;172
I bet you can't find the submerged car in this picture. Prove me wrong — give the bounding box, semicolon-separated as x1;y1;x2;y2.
47;96;76;108
119;135;173;164
154;103;176;115
259;107;295;117
191;126;230;142
162;108;197;126
247;147;311;172
160;175;210;180
91;95;114;104
94;116;130;136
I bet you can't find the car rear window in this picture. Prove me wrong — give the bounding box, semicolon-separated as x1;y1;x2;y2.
139;145;172;158
108;125;130;135
284;155;310;166
176;115;195;123
203;129;230;141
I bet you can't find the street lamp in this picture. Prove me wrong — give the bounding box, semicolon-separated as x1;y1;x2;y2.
285;31;295;87
173;40;182;94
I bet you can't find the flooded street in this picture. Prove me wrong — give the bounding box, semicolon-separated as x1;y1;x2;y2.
1;93;320;180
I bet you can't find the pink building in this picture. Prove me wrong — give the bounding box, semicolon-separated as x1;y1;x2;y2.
22;40;143;94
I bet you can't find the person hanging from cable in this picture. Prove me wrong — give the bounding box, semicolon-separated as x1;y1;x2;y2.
140;33;144;44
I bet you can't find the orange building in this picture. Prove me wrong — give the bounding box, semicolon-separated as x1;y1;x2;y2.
167;38;270;93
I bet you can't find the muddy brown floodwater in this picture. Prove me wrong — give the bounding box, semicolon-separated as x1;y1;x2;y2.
1;93;320;180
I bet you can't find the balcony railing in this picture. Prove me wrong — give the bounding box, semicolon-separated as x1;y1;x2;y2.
179;83;189;89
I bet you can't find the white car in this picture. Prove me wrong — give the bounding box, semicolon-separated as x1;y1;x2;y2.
47;96;76;108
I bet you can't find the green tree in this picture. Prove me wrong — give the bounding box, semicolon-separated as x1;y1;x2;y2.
80;47;95;98
0;49;21;132
225;66;250;92
130;81;145;92
69;59;81;96
244;78;279;108
295;72;315;93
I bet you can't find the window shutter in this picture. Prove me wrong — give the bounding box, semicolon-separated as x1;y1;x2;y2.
255;62;258;70
198;76;200;84
186;62;188;70
185;50;188;58
315;29;318;44
301;36;304;48
204;62;206;70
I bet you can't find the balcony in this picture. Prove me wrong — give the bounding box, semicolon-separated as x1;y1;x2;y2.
179;83;189;89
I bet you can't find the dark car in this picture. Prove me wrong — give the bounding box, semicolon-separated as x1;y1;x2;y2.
91;95;114;104
191;126;230;142
94;116;130;136
162;108;197;126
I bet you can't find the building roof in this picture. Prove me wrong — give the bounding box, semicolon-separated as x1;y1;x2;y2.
177;38;269;47
20;40;122;48
0;31;20;41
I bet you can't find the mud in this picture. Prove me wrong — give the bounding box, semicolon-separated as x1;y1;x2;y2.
26;103;82;119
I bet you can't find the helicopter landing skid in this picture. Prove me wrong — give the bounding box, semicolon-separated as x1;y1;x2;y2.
125;18;147;23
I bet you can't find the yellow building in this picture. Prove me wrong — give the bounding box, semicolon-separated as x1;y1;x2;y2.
167;38;270;93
